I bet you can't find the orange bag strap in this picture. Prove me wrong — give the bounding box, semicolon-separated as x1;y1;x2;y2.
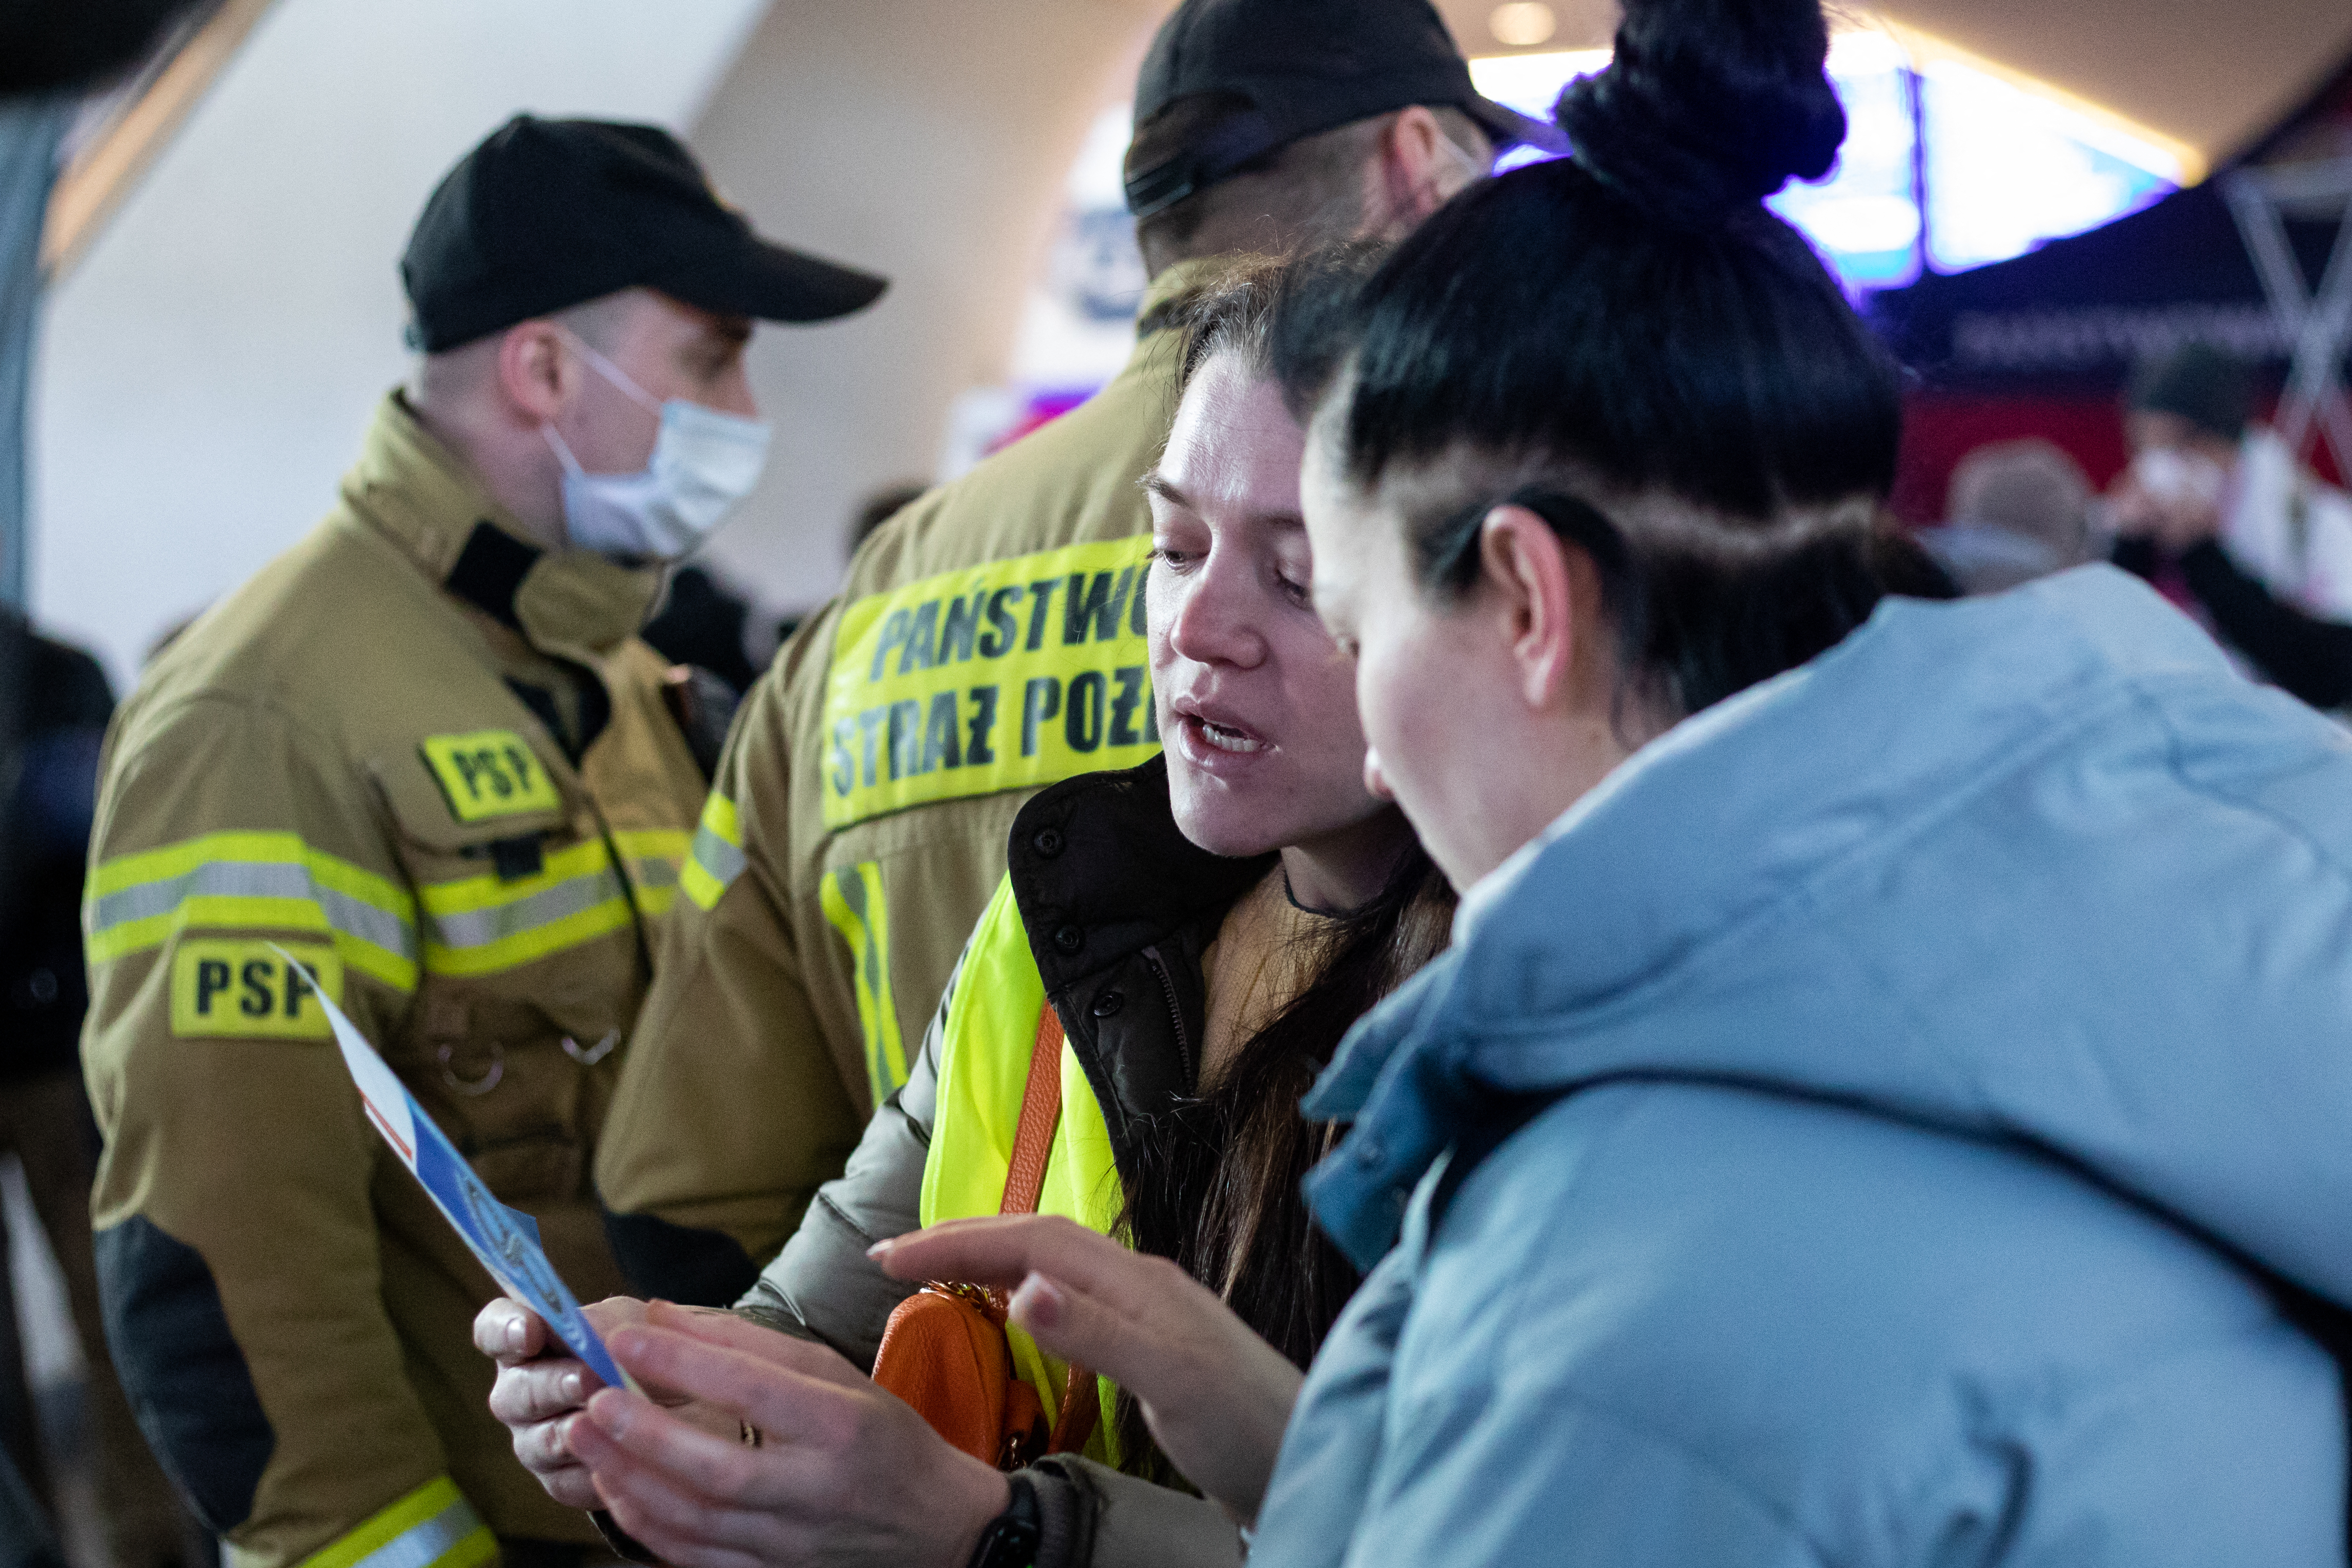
998;1002;1099;1457
1001;1003;1064;1217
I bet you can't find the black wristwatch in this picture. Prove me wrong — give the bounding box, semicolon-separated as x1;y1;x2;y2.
966;1471;1043;1568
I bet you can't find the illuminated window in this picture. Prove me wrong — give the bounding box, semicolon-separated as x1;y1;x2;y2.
1915;62;2175;272
1467;35;2179;291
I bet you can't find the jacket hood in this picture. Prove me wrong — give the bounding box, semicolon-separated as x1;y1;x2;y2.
1305;565;2352;1299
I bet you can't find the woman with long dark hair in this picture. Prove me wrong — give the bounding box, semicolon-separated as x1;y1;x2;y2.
883;0;2352;1561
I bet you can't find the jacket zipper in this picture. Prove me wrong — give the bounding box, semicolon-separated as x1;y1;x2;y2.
1141;944;1194;1088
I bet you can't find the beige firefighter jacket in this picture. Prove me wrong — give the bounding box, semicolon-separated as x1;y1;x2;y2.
81;393;707;1567
593;261;1226;1298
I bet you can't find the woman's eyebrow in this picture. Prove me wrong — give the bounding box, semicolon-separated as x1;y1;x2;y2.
1145;472;1305;531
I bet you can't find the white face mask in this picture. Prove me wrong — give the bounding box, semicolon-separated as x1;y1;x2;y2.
543;331;771;560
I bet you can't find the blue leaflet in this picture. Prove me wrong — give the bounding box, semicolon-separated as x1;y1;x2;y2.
277;947;627;1389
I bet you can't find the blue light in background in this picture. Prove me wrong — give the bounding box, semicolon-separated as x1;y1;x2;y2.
1918;63;2174;272
1467;36;2178;292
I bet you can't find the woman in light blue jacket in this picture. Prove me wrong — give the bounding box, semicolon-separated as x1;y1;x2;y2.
880;0;2352;1560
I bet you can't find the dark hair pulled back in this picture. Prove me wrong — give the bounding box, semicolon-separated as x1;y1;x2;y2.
1557;0;1846;228
1278;0;1951;719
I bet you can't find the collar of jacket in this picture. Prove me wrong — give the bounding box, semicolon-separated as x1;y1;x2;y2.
1005;757;1273;1165
341;391;665;657
1007;754;1272;996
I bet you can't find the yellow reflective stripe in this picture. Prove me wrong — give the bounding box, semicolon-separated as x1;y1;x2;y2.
298;1475;494;1568
418;840;634;977
680;791;745;911
613;827;692;864
820;861;908;1105
920;874;1122;1467
614;827;691;918
84;831;418;991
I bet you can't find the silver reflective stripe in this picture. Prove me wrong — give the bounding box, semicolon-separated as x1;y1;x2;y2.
351;1496;482;1568
85;860;417;958
632;856;680;890
424;867;626;952
690;823;747;889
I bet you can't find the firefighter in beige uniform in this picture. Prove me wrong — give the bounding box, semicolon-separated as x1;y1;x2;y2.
79;117;884;1568
593;0;1565;1310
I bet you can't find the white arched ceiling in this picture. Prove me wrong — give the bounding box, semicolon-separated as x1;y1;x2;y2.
30;0;769;688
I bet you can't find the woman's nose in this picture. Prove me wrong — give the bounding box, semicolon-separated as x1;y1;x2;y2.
1167;558;1268;668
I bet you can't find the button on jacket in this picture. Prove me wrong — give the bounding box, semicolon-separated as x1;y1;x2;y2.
594;260;1231;1304
81;393;707;1567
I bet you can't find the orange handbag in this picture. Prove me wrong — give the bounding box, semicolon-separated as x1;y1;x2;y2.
871;1003;1100;1469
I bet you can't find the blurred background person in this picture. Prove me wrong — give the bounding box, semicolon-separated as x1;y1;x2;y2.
1917;438;2096;594
78;116;882;1568
845;479;929;561
2108;342;2352;710
4;8;210;1562
592;0;1565;1313
642;563;761;697
0;612;195;1568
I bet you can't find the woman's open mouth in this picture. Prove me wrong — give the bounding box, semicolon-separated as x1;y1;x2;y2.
1171;700;1272;771
1192;716;1265;754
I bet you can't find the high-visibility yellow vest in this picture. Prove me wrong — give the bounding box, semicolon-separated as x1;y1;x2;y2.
920;873;1126;1469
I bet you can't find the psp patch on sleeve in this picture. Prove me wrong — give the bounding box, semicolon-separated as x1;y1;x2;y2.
419;730;564;824
170;940;343;1040
821;539;1160;829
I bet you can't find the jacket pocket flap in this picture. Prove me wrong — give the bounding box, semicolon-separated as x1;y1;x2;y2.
370;731;572;853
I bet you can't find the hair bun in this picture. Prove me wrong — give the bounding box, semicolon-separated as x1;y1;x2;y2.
1556;0;1847;227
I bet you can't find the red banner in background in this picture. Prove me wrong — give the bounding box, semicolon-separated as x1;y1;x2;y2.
1893;393;2345;530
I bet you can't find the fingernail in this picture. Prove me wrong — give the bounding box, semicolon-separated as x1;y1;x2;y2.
562;1371;583;1403
865;1237;896;1258
1010;1273;1064;1329
504;1317;526;1354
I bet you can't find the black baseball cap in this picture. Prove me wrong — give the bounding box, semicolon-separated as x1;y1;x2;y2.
401;115;888;353
1125;0;1570;218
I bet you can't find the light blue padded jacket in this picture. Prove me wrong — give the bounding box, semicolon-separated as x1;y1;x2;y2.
1253;566;2352;1567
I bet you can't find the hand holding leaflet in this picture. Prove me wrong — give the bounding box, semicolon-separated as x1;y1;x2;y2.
274;946;633;1392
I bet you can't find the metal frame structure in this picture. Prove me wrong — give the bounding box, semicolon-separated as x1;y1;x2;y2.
2225;153;2352;479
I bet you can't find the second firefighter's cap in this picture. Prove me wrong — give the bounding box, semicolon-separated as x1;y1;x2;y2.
1124;0;1571;218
